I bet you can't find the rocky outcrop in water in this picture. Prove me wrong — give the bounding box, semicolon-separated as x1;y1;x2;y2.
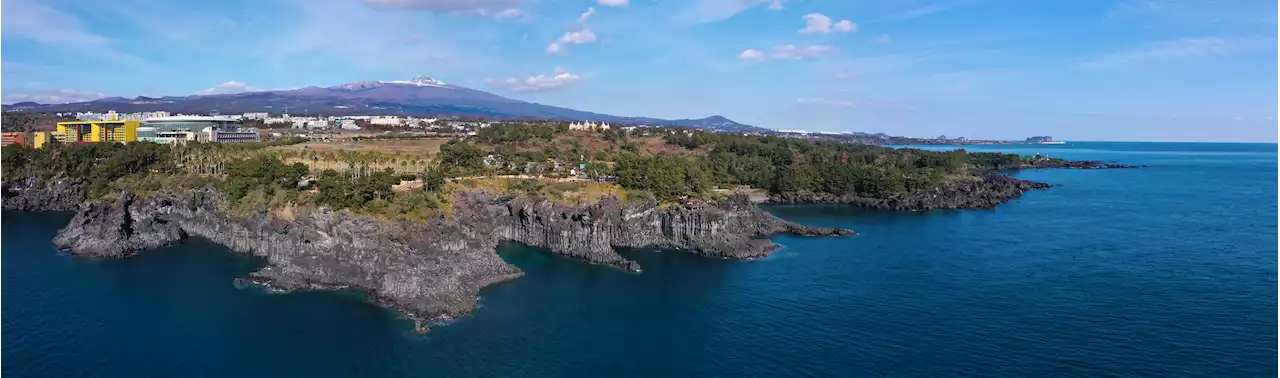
52;193;186;258
2;175;86;212
1017;160;1145;169
768;174;1054;211
46;189;851;323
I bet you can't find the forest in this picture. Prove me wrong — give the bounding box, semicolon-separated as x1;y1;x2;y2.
2;126;1042;220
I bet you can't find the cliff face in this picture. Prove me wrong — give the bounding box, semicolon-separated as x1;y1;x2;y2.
2;175;86;212
42;188;851;323
488;193;851;271
768;174;1054;211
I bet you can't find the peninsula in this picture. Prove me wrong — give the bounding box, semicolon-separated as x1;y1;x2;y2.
1;124;1137;327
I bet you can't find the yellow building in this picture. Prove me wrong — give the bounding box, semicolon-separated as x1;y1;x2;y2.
32;131;53;149
54;120;139;143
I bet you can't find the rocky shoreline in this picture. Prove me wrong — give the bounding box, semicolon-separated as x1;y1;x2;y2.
1018;160;1145;169
1;162;1131;328
767;174;1054;210
7;183;851;326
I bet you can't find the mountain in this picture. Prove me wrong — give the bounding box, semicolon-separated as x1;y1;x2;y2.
3;77;771;133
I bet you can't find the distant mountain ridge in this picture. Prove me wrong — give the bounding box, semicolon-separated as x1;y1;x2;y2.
2;76;770;133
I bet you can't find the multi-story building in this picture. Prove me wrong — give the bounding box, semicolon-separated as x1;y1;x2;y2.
140;116;258;143
1;132;27;147
54;120;140;143
207;127;260;143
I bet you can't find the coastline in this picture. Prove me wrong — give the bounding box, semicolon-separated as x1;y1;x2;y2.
0;163;1137;329
5;182;851;328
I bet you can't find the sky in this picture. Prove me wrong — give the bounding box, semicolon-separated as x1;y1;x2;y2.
2;0;1277;142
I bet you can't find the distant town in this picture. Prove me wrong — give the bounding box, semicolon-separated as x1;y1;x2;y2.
0;109;1066;149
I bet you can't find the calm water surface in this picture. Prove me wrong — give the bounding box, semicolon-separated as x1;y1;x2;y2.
3;142;1276;377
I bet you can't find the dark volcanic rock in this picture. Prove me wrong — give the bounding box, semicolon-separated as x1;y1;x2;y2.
47;189;851;322
490;193;852;267
2;175;86;211
769;174;1054;211
52;193;186;258
1018;160;1144;169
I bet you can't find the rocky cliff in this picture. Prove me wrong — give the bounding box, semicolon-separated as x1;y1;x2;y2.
2;175;86;212
768;174;1054;211
41;189;852;324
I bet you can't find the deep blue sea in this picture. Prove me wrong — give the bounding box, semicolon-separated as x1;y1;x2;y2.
4;142;1276;377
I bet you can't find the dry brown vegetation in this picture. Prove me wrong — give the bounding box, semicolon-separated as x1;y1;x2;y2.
486;131;704;157
270;138;452;154
445;177;627;205
260;138;453;173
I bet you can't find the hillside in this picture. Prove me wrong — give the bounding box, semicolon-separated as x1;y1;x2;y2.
0;77;771;133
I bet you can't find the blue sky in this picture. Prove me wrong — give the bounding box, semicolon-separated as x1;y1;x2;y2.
2;0;1276;142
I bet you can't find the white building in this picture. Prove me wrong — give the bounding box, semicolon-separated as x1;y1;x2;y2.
569;121;611;131
242;112;269;120
369;116;402;126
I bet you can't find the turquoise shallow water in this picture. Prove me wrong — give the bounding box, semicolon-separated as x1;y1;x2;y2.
3;142;1276;377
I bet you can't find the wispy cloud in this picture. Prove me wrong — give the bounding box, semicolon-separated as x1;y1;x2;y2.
361;0;527;17
3;89;110;104
876;1;973;22
547;29;598;54
486;67;584;92
673;0;784;26
195;81;261;95
1082;36;1272;68
739;45;834;61
1110;0;1277;25
261;0;488;77
1;0;152;67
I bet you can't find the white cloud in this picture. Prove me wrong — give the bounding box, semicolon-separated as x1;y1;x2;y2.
578;7;596;22
738;45;834;61
597;0;628;6
767;0;785;10
3;89;110;104
486;68;583;92
738;49;765;61
834;20;856;33
797;97;856;107
799;13;856;34
195;81;261;95
1082;36;1271;68
876;35;892;43
547;29;597;54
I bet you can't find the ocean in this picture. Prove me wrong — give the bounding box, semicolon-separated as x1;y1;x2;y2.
3;142;1276;377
